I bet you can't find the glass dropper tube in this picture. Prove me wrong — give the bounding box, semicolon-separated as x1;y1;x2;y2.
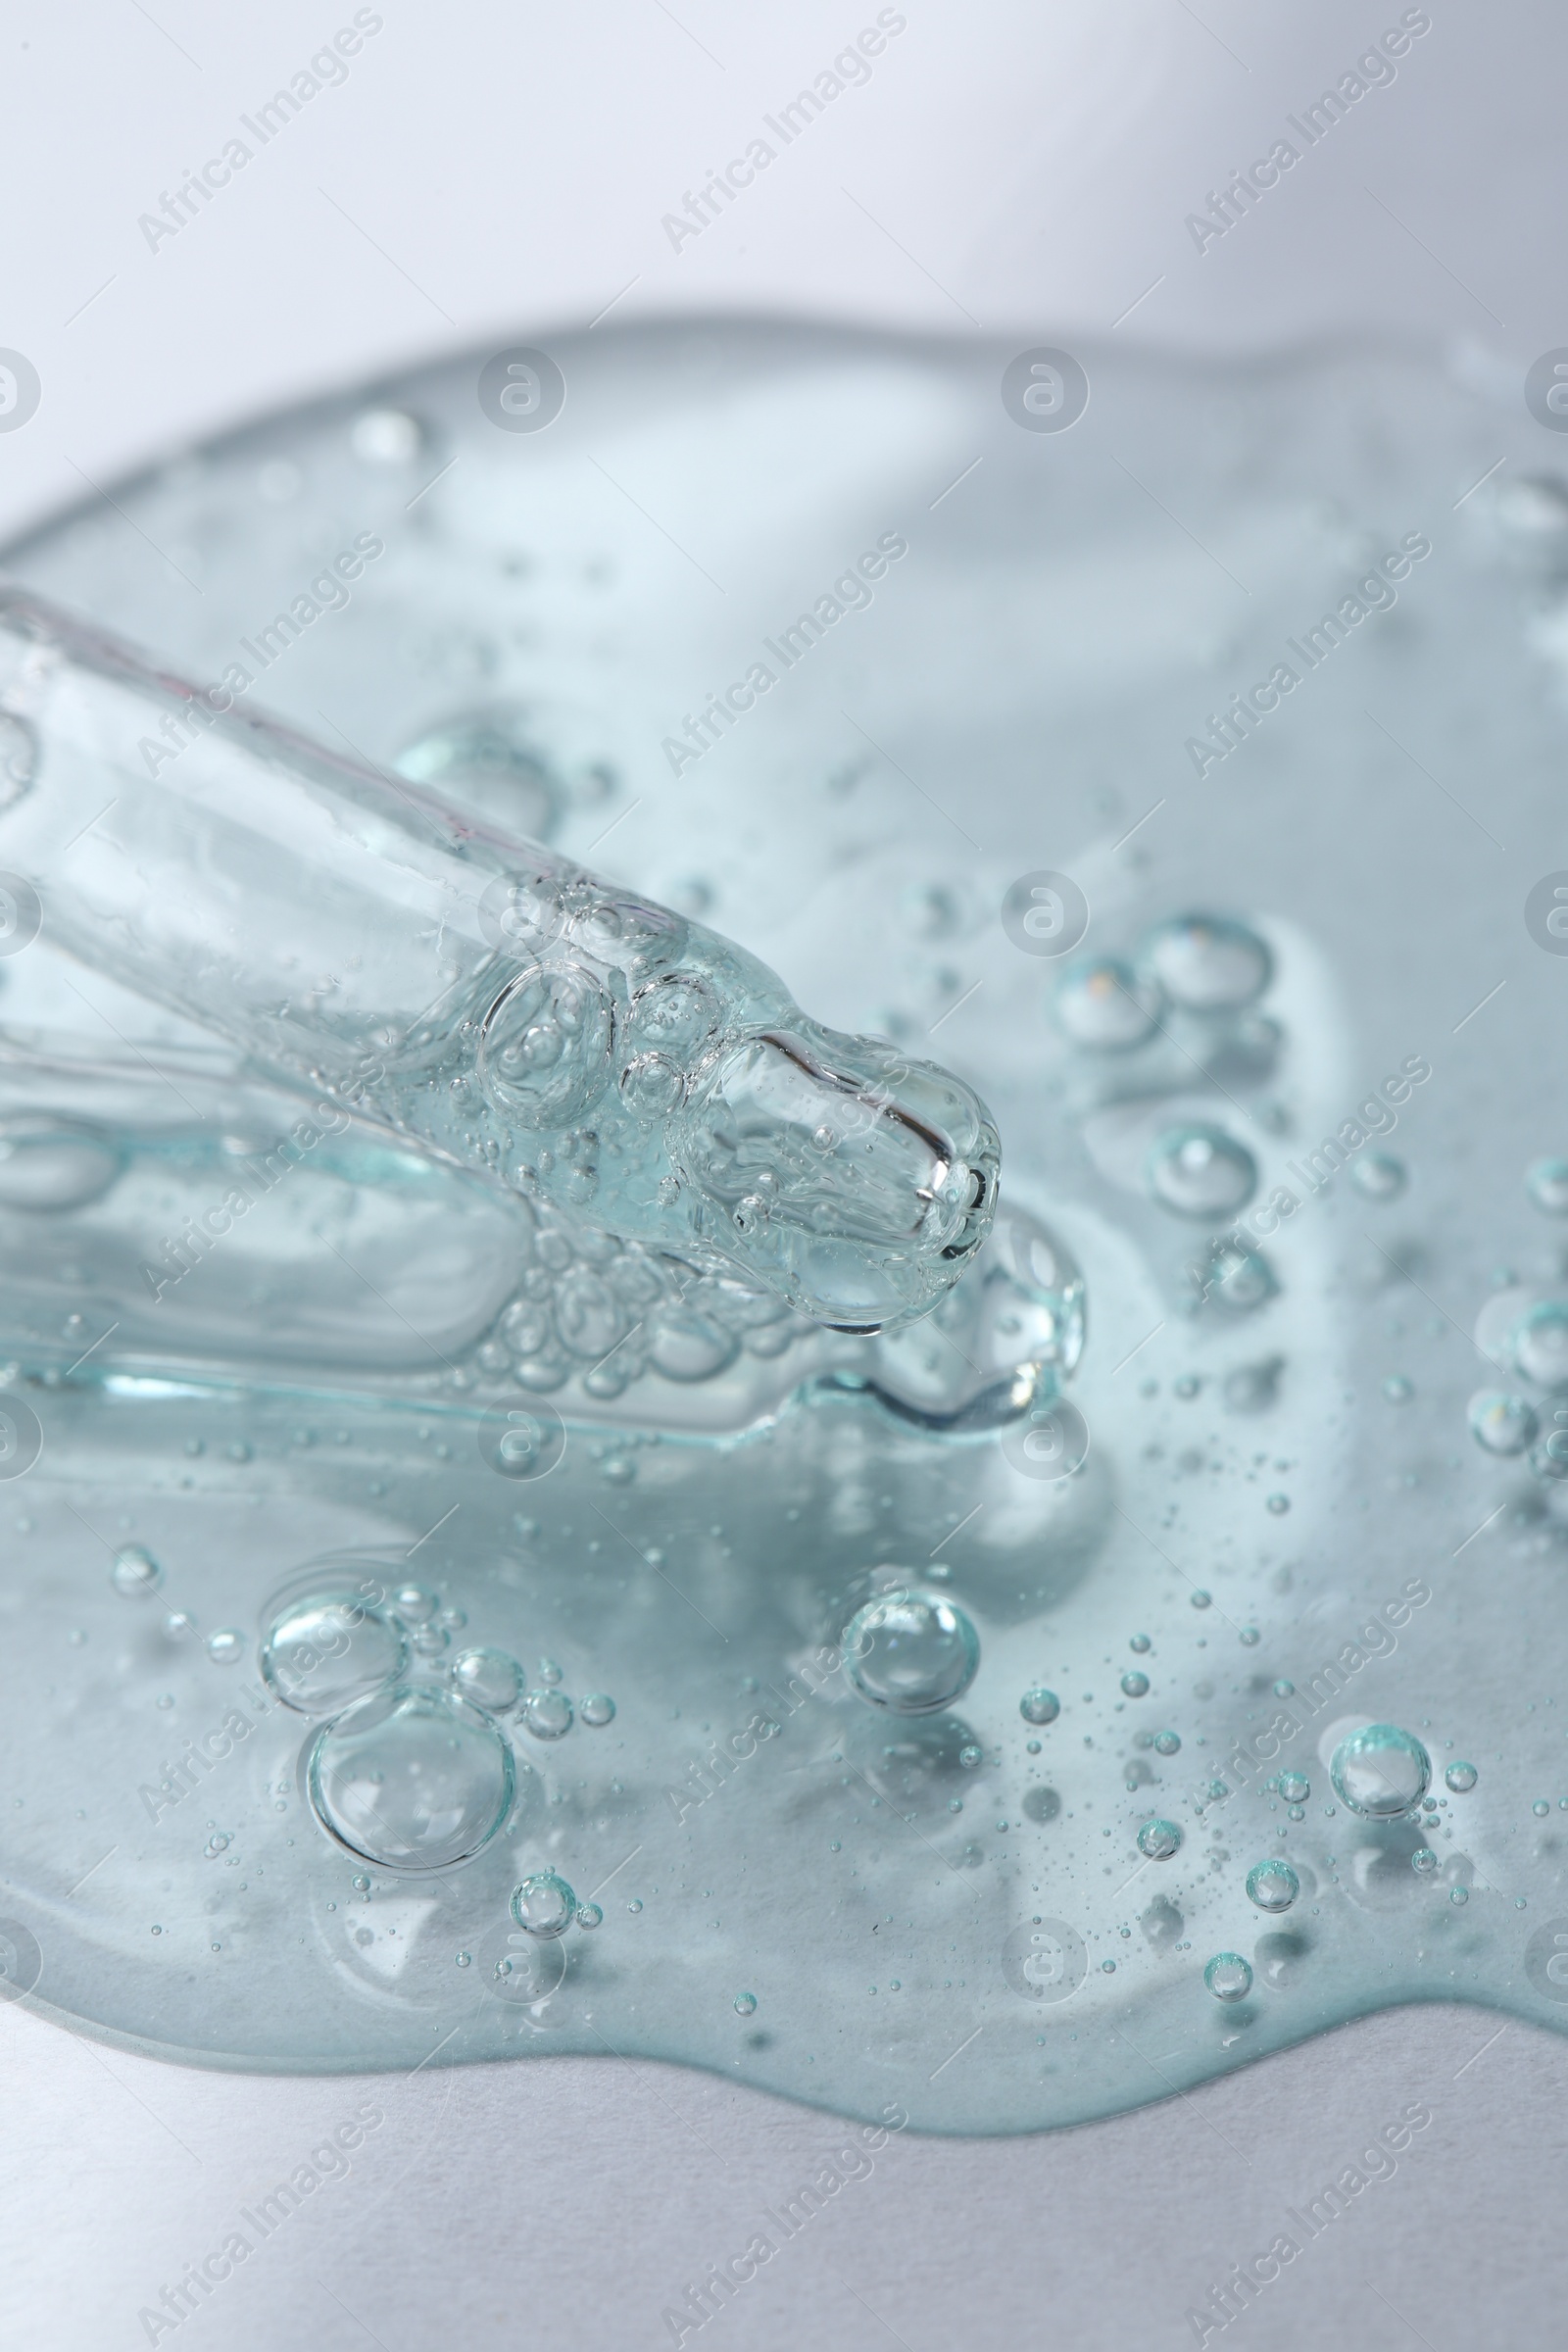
0;588;999;1332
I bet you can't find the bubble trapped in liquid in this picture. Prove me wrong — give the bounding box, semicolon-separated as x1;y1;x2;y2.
110;1544;163;1599
511;1870;575;1936
1351;1151;1406;1201
260;1590;407;1717
1512;1301;1568;1390
1054;957;1162;1052
1330;1724;1431;1819
450;1645;523;1711
308;1686;515;1870
0;589;998;1336
1469;1391;1539;1456
519;1689;573;1740
1246;1859;1299;1912
843;1590;980;1715
1201;1242;1277;1314
1138;913;1271;1012
1204;1952;1253;2002
1147;1124;1257;1218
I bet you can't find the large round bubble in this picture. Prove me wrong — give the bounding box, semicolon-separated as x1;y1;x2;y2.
1054;957;1162;1051
261;1591;408;1716
478;960;614;1128
1148;1124;1257;1218
843;1589;981;1715
1330;1724;1431;1820
1140;914;1272;1011
306;1686;515;1869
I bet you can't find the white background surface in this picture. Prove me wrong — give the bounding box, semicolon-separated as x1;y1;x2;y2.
3;3;1565;2344
1;0;1561;545
6;1993;1562;2349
